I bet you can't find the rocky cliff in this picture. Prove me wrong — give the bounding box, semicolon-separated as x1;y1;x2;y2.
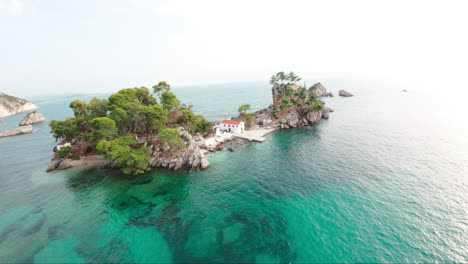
0;92;39;118
149;128;210;171
19;111;45;126
254;82;332;129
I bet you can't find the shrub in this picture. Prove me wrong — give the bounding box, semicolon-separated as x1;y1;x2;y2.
57;146;71;159
158;128;185;150
312;101;324;111
244;113;255;121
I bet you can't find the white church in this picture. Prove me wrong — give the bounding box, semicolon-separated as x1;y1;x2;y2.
217;120;245;134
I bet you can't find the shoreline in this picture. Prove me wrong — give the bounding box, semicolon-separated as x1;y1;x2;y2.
47;127;278;173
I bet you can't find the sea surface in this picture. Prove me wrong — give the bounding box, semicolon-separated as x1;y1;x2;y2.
0;79;466;263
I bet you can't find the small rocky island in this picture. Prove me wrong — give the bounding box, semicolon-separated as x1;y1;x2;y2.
0;93;44;138
47;72;336;175
19;111;45;126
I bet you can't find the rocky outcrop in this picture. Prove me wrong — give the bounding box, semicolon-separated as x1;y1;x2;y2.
271;83;302;106
150;143;210;171
0;125;34;138
339;90;354;97
0;92;39;118
321;107;331;119
148;127;210;171
309;82;333;97
46;155;110;172
253;82;333;129
279;111;300;128
19;111;45;126
254;107;274;127
304;110;322;123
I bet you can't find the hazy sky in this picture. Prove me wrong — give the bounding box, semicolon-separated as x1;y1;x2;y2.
1;0;467;96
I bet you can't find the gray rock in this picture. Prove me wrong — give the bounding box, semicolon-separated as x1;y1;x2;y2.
0;125;34;138
339;90;354;97
284;112;299;127
309;82;332;97
149;142;210;171
19;111;45;126
178;128;193;142
194;133;204;142
322;108;330;119
305;110;322;123
254;112;273;126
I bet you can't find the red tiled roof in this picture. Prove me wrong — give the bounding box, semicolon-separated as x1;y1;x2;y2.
57;142;68;146
221;120;241;125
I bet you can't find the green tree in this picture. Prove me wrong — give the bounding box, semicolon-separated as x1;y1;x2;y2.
287;71;301;84
97;135;150;175
57;146;71;159
135;87;157;106
69;100;90;117
270;75;278;85
279;98;293;110
244;113;255;121
311;101;324;111
158;128;185;150
237;104;251;114
160;91;180;110
89;98;108;117
49;118;79;142
152;81;171;95
116;147;151;175
86;117;117;142
145;104;167;133
277;72;287;84
285;87;295;96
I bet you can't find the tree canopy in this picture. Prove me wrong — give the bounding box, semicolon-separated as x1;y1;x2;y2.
158;128;185;150
49;81;213;176
270;71;302;85
237;104;251;114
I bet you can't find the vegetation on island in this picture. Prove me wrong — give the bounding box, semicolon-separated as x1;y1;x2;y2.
270;71;323;112
237;104;255;121
49;82;212;175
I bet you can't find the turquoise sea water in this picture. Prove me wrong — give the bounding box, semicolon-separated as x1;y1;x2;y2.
0;80;467;263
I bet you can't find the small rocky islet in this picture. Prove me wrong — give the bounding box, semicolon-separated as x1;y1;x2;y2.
45;72;352;175
0;111;46;138
0;92;46;138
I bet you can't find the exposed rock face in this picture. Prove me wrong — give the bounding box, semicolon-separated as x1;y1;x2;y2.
0;125;34;138
46;155;110;172
19;111;45;126
279;111;300;128
254;108;273;127
149;143;210;171
271;83;302;106
304;110;322;123
309;82;333;97
253;82;333;129
339;90;354;97
321;107;331;119
0;92;39;118
148;127;210;171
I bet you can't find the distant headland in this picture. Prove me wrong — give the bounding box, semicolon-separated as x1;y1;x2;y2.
0;92;39;119
46;72;346;175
